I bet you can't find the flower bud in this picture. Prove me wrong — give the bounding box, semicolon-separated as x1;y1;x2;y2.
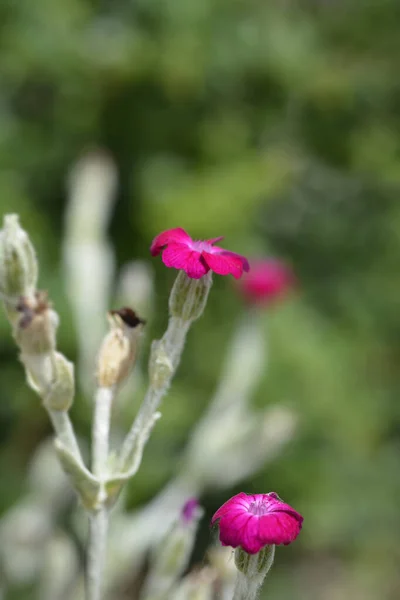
173;567;216;600
43;352;75;412
142;498;204;600
207;547;236;598
0;214;38;302
96;308;145;388
169;270;212;322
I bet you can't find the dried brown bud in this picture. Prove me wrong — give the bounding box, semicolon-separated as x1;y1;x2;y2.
96;307;144;388
15;291;58;355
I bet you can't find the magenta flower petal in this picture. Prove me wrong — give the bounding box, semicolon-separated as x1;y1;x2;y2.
211;492;252;523
162;242;197;268
240;517;266;554
202;251;249;279
258;511;302;546
207;236;225;244
162;243;209;279
150;228;192;256
218;512;254;549
185;255;209;279
222;251;250;274
150;228;249;279
211;492;303;554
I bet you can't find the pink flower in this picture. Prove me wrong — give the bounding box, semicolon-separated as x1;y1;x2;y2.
211;492;303;554
238;259;294;307
181;498;200;524
150;228;250;280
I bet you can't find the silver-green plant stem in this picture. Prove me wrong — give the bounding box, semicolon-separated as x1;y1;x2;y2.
92;386;114;478
48;409;82;460
87;386;114;600
87;509;109;600
232;573;256;600
117;272;212;475
118;316;190;473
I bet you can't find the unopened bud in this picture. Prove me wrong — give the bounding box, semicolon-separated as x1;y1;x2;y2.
43;352;75;411
96;307;144;388
169;271;212;322
0;214;38;301
173;567;216;600
142;499;204;600
208;546;237;583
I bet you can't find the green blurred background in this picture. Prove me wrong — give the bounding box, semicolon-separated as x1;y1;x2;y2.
1;0;400;598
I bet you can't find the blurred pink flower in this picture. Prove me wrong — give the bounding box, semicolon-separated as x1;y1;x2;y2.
238;259;294;306
150;228;249;280
211;492;303;554
181;497;200;524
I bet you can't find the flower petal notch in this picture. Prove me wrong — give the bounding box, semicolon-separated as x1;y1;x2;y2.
238;259;295;307
211;492;303;554
150;228;249;280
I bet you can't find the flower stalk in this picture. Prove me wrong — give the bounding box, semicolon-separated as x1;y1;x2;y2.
87;308;145;599
117;272;212;476
88;385;114;600
87;508;109;600
0;216;83;469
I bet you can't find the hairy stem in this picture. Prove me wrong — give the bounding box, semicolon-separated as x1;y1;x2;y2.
48;409;82;460
86;386;114;600
87;508;109;600
118;316;190;473
92;386;113;477
232;573;257;600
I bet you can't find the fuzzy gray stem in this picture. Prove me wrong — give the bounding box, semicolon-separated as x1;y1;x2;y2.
87;508;109;600
232;573;257;600
118;317;190;472
48;409;81;460
86;386;114;600
92;386;113;477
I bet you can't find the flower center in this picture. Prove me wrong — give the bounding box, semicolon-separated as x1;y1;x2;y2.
248;499;268;516
191;240;214;253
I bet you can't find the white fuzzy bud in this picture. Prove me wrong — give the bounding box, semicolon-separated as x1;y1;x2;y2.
0;214;38;302
173;567;216;600
43;352;75;412
141;499;204;600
